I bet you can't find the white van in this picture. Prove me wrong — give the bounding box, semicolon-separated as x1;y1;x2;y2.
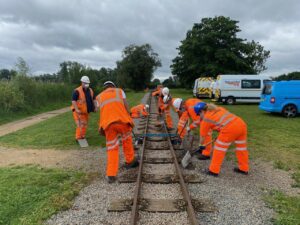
215;75;271;104
193;77;214;98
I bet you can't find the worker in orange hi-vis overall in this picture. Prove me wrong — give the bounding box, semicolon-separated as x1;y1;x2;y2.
161;87;174;130
130;104;149;118
194;102;249;177
172;98;213;160
152;84;164;116
96;81;139;183
71;76;97;141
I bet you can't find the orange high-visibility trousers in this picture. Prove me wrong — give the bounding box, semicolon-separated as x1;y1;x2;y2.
201;130;213;156
104;122;135;177
72;112;89;140
164;107;173;129
209;118;249;174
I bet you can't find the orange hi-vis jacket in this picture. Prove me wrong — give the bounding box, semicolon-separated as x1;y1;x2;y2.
97;88;133;130
200;107;237;137
71;86;94;114
177;98;202;139
130;104;149;118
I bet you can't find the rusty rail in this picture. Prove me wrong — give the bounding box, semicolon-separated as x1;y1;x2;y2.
129;94;199;225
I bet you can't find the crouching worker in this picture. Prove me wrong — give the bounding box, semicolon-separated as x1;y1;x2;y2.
71;76;96;141
194;102;249;177
130;104;149;118
96;81;139;183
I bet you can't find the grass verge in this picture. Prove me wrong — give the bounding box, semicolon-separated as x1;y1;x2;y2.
0;91;146;149
0;165;90;225
0;102;69;125
264;190;300;225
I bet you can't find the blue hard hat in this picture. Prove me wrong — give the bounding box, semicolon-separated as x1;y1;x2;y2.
194;102;207;115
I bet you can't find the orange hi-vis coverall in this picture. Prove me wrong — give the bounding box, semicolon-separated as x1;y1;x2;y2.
130;104;149;118
177;98;212;156
162;95;173;129
97;87;135;177
200;107;249;174
71;86;94;140
152;88;164;114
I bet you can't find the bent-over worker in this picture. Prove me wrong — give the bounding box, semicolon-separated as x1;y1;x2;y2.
173;98;213;159
194;102;249;177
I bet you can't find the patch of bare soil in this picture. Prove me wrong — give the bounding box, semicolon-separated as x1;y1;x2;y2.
0;146;102;173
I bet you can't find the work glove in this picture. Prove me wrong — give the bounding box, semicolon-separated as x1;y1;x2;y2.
195;145;206;154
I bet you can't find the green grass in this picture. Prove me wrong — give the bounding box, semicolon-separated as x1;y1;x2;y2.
0;101;69;125
171;89;300;224
264;190;300;225
0;91;146;149
0;165;89;225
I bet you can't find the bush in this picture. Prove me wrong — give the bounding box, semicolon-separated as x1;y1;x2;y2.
0;77;74;112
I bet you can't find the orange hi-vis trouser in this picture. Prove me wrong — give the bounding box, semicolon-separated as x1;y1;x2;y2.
104;122;135;177
164;105;173;129
73;111;89;140
178;113;212;156
209;118;249;174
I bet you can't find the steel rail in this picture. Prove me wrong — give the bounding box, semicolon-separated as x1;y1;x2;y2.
129;94;151;225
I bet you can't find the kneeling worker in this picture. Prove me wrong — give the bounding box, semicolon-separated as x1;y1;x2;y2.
130;104;149;118
96;81;139;183
194;102;249;177
71;76;96;142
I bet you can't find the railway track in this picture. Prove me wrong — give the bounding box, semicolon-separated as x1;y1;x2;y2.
109;94;216;224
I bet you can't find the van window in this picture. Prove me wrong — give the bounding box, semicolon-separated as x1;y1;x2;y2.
241;80;261;89
262;84;272;95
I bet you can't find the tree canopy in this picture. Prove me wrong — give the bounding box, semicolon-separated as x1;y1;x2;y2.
116;44;161;90
171;16;270;88
274;71;300;81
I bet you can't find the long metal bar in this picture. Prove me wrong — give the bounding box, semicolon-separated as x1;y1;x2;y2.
161;100;200;225
129;94;151;225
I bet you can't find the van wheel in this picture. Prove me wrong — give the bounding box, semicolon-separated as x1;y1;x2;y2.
282;104;297;118
226;97;235;105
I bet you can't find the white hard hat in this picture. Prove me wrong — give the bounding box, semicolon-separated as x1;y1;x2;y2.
103;81;116;87
163;95;170;104
145;104;149;109
173;98;182;110
162;87;169;96
80;76;90;84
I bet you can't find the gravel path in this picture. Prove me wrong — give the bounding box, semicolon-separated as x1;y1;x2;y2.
46;95;299;225
0;107;69;137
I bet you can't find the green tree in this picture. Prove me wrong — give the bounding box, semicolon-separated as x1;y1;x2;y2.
162;76;181;88
116;44;161;90
171;16;270;88
274;71;300;81
15;57;30;76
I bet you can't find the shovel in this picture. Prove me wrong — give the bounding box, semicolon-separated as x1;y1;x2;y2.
181;138;215;168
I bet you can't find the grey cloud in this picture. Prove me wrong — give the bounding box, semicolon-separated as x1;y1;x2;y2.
0;0;300;79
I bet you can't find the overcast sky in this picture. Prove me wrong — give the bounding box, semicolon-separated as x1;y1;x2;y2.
0;0;299;80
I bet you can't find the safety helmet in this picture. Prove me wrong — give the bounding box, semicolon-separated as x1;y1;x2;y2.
80;76;90;84
173;98;182;110
103;81;116;87
194;102;207;115
145;104;149;109
163;95;170;104
162;87;169;96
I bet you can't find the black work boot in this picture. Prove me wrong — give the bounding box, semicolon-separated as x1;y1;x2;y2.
125;158;139;169
196;154;210;160
204;169;219;177
233;167;249;175
106;176;117;183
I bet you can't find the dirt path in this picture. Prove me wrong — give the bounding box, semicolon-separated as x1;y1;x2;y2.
0;147;102;173
0;107;69;137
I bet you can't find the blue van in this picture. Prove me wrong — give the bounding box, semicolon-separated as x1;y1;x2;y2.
259;80;300;117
